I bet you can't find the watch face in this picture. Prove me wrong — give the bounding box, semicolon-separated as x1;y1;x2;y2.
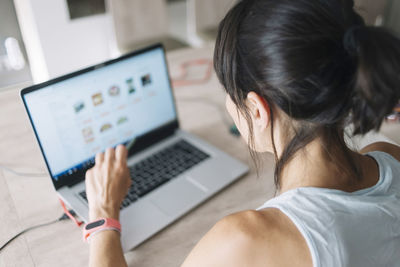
85;219;105;230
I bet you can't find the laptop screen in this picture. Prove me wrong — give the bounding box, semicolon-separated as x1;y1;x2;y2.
22;46;177;181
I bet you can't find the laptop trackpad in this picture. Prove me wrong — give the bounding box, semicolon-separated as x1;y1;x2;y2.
149;178;206;217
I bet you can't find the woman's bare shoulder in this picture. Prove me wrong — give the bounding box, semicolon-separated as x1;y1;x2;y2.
181;208;312;267
361;142;400;162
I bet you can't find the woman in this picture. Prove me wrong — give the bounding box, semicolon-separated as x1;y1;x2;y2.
84;0;400;266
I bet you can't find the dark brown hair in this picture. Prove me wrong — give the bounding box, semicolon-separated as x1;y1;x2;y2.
214;0;400;188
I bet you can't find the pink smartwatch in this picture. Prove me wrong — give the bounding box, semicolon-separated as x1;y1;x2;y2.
83;218;121;242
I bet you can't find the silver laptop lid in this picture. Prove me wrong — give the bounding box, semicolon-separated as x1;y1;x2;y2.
21;44;179;189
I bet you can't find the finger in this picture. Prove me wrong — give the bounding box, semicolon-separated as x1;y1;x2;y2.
85;169;92;181
105;147;115;163
95;152;104;165
115;145;128;165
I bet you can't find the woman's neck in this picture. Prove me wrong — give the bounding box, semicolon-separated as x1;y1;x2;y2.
278;138;378;194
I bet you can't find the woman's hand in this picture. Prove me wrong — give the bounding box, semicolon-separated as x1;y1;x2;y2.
85;145;131;221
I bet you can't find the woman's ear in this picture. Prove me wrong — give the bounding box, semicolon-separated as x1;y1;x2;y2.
246;92;270;129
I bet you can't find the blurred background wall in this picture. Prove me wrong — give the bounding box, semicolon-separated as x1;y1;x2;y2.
0;0;31;88
13;0;115;83
385;0;400;36
0;0;399;90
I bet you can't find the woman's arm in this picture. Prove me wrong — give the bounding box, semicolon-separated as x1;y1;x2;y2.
85;145;131;267
360;142;400;161
89;230;126;267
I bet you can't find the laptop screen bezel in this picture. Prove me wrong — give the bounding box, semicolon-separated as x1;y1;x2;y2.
20;43;180;190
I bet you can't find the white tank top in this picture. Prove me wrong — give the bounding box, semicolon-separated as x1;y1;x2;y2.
257;151;400;267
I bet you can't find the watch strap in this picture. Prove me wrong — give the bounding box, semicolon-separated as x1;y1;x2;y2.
83;218;121;242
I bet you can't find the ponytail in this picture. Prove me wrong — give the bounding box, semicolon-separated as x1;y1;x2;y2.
345;26;400;135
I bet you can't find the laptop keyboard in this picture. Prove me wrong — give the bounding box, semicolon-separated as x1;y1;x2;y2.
79;139;210;209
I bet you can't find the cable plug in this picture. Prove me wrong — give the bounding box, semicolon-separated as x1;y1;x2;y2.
58;210;77;221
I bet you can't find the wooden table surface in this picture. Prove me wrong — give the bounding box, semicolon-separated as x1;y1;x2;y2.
0;45;399;267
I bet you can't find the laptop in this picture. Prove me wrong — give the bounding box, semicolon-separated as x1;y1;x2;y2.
20;44;249;251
